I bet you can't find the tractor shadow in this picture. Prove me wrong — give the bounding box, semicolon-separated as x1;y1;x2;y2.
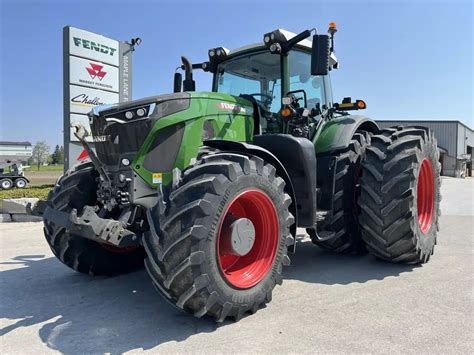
0;236;417;353
0;255;217;353
284;234;418;285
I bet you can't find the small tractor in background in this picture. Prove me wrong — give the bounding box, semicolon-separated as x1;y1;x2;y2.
0;163;30;189
43;23;441;322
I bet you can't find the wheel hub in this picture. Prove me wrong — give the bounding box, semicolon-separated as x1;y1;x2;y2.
221;217;256;256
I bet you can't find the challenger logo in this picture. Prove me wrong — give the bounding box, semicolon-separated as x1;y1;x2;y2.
71;94;107;107
86;63;107;81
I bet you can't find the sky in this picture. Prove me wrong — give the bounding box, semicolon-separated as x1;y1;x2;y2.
0;0;472;147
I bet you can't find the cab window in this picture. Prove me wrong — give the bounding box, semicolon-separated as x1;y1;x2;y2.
289;50;325;110
216;51;282;114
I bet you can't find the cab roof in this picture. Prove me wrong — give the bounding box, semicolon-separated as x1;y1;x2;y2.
227;29;313;58
224;29;338;68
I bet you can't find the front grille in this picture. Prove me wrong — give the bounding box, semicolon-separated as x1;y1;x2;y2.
90;118;152;166
142;123;185;172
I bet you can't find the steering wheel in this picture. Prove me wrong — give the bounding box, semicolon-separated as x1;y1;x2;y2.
248;93;273;104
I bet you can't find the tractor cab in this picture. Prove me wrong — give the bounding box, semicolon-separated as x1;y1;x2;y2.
174;25;342;139
212;40;332;136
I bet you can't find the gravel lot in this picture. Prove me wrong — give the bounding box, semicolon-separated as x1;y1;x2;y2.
25;171;62;186
1;178;472;354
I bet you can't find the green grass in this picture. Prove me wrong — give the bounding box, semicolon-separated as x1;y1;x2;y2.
0;185;53;200
23;165;64;172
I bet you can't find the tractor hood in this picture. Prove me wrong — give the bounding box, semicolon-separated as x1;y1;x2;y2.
90;92;191;120
87;92;191;167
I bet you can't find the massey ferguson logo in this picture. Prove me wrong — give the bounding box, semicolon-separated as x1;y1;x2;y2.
86;63;106;81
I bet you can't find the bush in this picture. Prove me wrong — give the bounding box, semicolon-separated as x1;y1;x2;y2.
23;165;64;172
0;185;53;200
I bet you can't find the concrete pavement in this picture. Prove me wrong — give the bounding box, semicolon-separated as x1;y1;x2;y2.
1;178;473;353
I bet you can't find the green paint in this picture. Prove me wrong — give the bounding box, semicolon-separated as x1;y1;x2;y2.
132;92;254;187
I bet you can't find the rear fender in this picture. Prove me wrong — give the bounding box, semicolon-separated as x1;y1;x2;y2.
314;115;378;154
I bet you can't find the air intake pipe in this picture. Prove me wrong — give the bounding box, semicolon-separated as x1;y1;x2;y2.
181;56;195;91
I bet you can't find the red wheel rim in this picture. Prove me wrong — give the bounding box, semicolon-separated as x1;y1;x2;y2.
217;190;279;289
417;159;435;234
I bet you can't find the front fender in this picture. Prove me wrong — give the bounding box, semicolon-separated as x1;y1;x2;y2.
204;139;298;252
314;115;378;154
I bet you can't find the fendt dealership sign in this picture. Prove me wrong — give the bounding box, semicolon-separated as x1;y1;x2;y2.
63;26;133;169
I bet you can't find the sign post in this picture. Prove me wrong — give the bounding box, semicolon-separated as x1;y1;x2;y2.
63;26;133;170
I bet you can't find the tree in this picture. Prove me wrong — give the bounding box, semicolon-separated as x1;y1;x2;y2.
51;145;60;164
51;145;64;164
57;145;64;164
32;141;50;171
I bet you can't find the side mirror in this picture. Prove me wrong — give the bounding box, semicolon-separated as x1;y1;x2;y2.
311;34;330;76
173;72;182;93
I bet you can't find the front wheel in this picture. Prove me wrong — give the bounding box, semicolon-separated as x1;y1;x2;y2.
144;151;294;322
358;126;441;263
43;162;145;275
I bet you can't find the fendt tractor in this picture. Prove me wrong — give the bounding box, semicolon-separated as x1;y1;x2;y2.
43;23;441;322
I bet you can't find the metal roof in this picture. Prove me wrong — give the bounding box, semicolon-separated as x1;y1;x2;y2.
376;120;473;132
0;141;32;146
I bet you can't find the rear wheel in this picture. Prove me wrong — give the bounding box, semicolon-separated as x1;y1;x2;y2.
14;178;28;188
307;131;369;254
144;151;294;322
43;162;145;275
1;178;13;190
358;126;441;263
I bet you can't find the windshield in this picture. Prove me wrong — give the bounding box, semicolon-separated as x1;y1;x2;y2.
216;51;281;113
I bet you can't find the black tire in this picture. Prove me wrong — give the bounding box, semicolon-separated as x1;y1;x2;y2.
43;162;145;275
14;178;28;188
1;178;13;190
358;126;441;264
307;131;369;254
144;151;294;322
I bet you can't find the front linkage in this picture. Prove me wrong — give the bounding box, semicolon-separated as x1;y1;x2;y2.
43;123;142;250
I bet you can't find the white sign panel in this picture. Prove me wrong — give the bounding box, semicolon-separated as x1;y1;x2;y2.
64;26;133;170
69;27;119;66
69;114;93;142
68;142;89;163
70;56;119;92
70;85;119;114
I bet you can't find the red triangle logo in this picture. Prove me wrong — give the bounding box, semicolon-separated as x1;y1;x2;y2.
76;149;89;161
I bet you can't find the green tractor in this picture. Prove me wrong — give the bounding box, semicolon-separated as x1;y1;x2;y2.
43;23;441;321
